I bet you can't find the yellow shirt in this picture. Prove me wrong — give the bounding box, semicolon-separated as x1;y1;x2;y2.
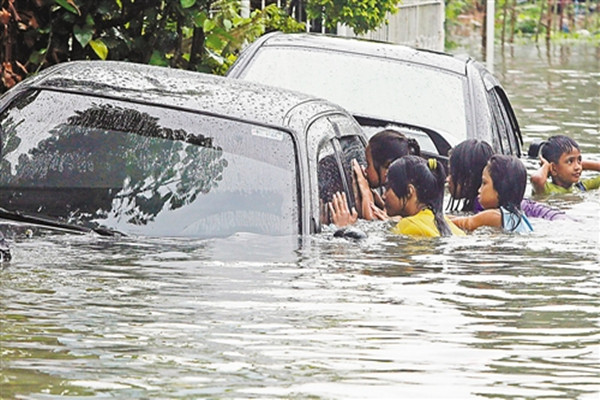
391;209;466;237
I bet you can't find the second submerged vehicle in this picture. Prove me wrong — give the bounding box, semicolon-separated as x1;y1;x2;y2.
227;32;523;161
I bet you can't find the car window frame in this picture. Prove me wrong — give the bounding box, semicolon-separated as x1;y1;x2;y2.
304;111;366;232
493;86;523;156
486;85;523;156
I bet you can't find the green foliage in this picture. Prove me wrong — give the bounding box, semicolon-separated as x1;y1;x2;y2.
445;0;600;44
305;0;398;35
444;0;474;48
445;0;471;22
263;4;305;33
0;0;304;92
515;16;538;35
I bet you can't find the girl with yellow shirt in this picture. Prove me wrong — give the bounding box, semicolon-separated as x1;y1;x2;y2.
384;156;465;237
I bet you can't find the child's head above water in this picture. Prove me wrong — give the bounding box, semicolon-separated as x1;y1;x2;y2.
384;155;452;236
541;135;580;164
480;155;527;211
448;139;494;211
365;129;421;188
540;135;583;188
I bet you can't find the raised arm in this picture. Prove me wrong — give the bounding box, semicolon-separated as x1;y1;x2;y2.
450;209;502;231
583;160;600;172
530;156;551;195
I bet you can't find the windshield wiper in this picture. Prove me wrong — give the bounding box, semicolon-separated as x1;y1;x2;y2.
0;208;124;237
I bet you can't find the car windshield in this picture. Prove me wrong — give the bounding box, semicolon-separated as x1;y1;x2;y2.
0;90;299;238
240;47;468;142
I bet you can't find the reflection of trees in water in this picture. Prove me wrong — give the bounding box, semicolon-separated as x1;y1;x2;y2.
2;102;227;227
0;91;41;175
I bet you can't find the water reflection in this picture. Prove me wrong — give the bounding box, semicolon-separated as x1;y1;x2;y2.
1;42;599;398
496;42;599;157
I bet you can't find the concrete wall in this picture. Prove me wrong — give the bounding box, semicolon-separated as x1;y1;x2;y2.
335;0;445;51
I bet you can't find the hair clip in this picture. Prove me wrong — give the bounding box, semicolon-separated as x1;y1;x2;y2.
428;158;437;171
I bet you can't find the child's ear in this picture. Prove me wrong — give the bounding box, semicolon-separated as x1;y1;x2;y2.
550;162;558;177
407;184;416;198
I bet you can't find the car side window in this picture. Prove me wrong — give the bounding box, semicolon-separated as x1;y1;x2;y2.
337;135;367;209
317;140;344;225
494;87;522;156
486;87;512;154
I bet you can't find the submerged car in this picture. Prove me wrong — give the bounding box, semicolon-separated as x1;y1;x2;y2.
227;32;523;161
0;61;366;239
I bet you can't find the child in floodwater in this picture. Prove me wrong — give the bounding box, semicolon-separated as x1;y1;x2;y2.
531;135;600;195
383;156;465;237
447;139;567;220
451;155;533;233
328;128;421;226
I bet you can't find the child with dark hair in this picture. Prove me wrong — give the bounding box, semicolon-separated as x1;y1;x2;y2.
531;135;600;195
448;139;567;220
329;128;421;225
451;155;533;233
364;128;421;189
384;156;465;237
447;139;495;212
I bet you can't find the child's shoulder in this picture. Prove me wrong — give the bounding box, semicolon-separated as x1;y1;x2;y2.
500;207;533;233
581;175;600;191
543;181;571;195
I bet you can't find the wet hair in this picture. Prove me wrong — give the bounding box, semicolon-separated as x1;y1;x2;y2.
486;155;526;212
541;135;579;163
387;155;452;236
369;129;421;171
448;139;494;212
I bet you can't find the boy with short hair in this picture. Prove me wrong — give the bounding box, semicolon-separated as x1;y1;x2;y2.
531;135;600;195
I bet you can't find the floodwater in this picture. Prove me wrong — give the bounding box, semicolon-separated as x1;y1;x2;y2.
1;42;599;399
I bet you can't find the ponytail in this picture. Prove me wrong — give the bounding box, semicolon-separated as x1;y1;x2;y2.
427;158;452;237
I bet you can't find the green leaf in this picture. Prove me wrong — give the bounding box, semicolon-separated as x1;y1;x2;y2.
149;50;169;66
73;25;93;48
89;39;109;60
28;50;45;65
180;0;196;9
205;34;224;50
193;11;207;28
55;0;80;15
223;19;232;31
203;19;215;32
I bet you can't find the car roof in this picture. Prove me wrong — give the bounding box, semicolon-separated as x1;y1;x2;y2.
16;60;347;129
248;32;470;76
